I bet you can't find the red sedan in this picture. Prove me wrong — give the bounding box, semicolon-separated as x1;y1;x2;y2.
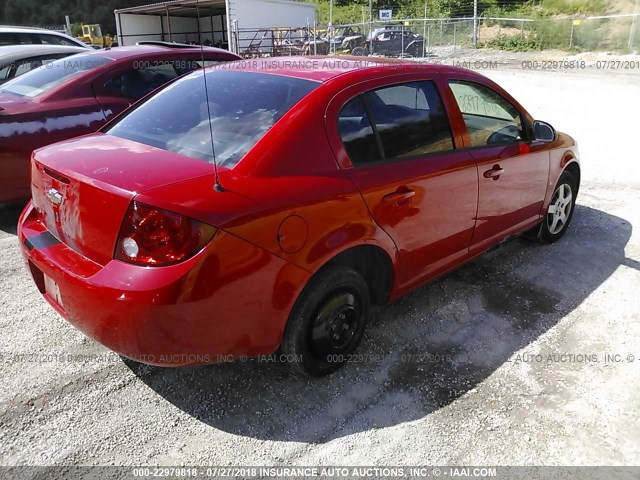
0;43;240;203
18;58;580;376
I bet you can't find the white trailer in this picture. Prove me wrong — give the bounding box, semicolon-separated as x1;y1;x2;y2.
114;0;317;53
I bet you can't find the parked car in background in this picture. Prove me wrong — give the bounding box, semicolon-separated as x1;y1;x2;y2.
0;43;240;203
0;45;88;85
355;28;424;57
18;58;580;377
0;26;89;48
327;25;366;55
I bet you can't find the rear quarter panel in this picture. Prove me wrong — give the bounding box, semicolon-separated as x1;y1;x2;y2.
135;80;400;317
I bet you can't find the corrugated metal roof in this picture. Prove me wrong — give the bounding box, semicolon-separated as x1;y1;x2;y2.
114;0;311;15
115;0;225;15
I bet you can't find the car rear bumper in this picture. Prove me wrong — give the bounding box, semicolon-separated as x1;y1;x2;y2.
18;201;309;366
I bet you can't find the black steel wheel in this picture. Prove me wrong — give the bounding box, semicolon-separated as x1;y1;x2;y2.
281;266;370;377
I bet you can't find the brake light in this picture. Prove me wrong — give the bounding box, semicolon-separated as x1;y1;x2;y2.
115;201;216;266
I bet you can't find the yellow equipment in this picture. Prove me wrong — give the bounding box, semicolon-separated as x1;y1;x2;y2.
77;24;113;48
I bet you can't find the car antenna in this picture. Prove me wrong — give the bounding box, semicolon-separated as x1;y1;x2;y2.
196;0;223;192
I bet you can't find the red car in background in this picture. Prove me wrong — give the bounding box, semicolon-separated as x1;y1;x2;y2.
0;43;240;203
18;58;580;377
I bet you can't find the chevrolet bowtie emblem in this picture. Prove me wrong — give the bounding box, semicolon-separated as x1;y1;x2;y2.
46;188;63;206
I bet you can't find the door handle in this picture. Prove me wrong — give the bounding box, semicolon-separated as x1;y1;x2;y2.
483;165;505;180
383;188;416;205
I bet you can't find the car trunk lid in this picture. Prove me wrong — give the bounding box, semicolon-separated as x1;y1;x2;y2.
31;133;216;265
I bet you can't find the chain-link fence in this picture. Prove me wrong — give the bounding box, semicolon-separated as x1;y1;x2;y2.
479;14;639;51
231;13;640;58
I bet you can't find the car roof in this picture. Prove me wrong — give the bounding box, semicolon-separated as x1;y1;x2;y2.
1;25;60;32
214;55;475;83
0;26;90;47
0;26;77;36
85;45;235;61
0;44;87;61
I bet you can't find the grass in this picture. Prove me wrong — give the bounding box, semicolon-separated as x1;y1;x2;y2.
485;34;543;51
308;0;636;52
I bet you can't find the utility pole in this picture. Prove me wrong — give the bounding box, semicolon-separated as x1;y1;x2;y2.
473;0;478;48
329;0;333;28
423;2;427;57
629;0;639;51
369;0;373;53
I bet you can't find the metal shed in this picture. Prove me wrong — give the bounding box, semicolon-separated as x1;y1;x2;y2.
114;0;317;53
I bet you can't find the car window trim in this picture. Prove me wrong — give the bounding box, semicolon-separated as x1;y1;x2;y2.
359;93;386;163
344;79;457;168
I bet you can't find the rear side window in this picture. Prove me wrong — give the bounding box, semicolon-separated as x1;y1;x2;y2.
0;33;38;45
338;81;454;166
173;58;221;76
0;33;19;46
38;34;81;47
107;70;318;168
338;97;381;165
105;64;179;100
375;84;428;110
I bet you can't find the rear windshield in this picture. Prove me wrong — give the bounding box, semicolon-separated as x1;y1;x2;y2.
106;70;319;168
0;54;112;98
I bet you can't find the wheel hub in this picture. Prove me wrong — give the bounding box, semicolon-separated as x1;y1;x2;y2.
310;292;360;357
547;182;573;235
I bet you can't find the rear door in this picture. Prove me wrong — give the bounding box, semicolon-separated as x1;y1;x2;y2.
445;78;550;252
328;77;478;292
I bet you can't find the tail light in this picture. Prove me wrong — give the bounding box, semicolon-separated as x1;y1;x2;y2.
115;201;216;266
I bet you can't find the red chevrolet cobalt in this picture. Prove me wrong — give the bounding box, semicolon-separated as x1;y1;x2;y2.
18;58;580;376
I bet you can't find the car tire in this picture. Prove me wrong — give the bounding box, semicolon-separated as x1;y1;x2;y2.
351;46;368;56
537;170;578;243
281;265;370;377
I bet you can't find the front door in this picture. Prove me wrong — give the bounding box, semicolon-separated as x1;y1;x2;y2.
447;79;550;252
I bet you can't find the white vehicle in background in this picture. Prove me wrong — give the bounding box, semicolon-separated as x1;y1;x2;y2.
0;45;88;84
0;26;90;49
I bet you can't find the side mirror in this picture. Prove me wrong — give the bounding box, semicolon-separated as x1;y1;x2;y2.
533;120;557;142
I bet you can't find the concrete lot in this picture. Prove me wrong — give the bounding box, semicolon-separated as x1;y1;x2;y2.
1;60;639;466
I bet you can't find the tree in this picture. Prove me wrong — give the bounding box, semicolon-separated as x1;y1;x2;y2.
1;0;150;34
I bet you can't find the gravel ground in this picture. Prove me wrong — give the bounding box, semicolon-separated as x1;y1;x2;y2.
1;56;640;468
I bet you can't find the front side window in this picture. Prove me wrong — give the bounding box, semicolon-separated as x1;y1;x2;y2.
449;80;524;147
338;80;454;166
0;54;112;98
107;70;318;168
0;63;11;80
